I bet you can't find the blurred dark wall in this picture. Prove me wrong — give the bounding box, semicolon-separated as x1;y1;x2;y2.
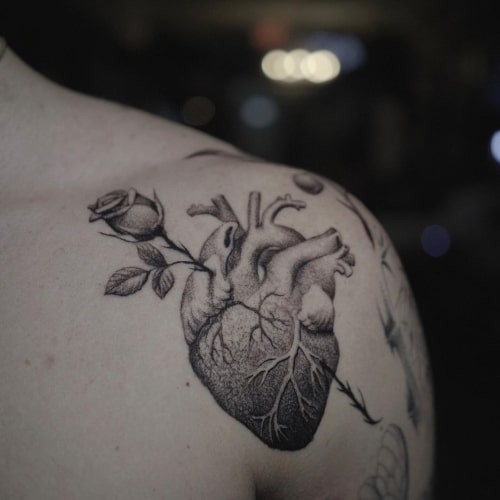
2;1;499;497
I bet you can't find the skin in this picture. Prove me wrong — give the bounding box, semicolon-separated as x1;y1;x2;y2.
0;49;434;499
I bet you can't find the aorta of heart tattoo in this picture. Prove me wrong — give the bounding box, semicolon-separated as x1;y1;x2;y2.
88;188;380;450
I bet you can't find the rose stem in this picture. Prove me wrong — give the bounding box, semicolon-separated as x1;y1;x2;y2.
158;228;212;274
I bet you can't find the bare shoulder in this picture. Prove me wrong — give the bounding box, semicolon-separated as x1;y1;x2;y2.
0;60;434;497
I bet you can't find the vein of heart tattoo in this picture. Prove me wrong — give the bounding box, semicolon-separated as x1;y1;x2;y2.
88;188;381;450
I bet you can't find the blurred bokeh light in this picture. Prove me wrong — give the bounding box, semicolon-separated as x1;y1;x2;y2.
240;95;279;128
421;225;451;257
301;32;365;73
181;96;216;127
490;130;500;163
261;48;340;83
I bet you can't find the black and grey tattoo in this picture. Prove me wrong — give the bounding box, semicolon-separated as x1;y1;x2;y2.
184;148;260;163
293;172;324;195
376;230;430;429
336;190;375;249
359;424;409;500
88;188;379;450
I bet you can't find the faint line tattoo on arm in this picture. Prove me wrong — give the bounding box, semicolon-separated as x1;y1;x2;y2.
293;174;374;247
336;191;375;248
326;179;428;428
358;423;433;500
375;229;430;429
359;424;409;500
88;187;380;450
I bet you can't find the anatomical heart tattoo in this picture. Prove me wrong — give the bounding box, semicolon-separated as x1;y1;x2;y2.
88;188;377;450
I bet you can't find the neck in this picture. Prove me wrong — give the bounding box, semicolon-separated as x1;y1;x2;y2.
0;48;66;188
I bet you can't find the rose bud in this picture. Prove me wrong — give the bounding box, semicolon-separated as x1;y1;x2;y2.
88;189;165;241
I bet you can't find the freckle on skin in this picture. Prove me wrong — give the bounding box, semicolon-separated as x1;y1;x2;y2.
115;446;120;452
185;381;190;387
44;354;56;369
24;359;31;366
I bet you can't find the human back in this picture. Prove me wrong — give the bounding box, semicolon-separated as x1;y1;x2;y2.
0;48;434;499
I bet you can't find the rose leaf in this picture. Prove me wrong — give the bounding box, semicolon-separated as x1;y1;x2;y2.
137;243;167;267
152;268;175;299
105;267;149;296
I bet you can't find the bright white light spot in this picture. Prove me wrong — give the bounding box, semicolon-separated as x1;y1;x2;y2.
421;225;451;258
261;50;289;81
261;48;341;84
284;49;309;81
240;95;279;128
301;50;341;83
490;130;500;163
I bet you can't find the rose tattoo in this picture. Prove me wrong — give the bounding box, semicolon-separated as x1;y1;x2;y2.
88;188;380;450
88;189;165;241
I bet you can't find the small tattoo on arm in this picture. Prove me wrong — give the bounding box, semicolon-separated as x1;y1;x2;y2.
336;191;375;248
293;172;324;195
184;148;259;162
88;186;379;450
376;231;430;429
359;424;409;500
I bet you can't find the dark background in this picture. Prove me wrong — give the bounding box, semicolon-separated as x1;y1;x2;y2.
2;1;499;497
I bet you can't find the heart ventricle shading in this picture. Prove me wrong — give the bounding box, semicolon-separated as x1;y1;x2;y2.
188;294;339;450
